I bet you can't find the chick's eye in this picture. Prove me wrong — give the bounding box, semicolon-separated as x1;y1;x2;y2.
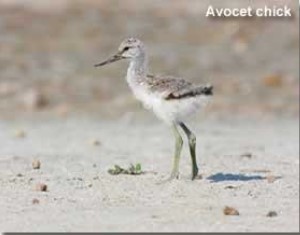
123;47;130;51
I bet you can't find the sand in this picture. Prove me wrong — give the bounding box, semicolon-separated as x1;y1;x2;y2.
0;116;299;232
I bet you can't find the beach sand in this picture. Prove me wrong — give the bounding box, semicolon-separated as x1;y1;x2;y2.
0;116;298;232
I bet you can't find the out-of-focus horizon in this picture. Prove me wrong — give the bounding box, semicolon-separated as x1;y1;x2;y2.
0;0;299;120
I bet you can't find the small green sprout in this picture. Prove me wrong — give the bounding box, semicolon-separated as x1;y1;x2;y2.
108;163;143;175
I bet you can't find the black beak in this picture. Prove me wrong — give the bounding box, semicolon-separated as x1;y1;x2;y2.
94;53;124;67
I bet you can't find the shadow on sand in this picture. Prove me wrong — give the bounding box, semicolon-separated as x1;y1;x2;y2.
207;173;265;183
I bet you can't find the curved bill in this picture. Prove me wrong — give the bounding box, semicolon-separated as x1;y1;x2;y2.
94;53;124;67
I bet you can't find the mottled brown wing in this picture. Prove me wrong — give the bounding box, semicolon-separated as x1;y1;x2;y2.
147;74;193;97
146;74;213;100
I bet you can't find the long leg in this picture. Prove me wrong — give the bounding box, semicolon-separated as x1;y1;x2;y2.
179;122;198;180
168;124;183;180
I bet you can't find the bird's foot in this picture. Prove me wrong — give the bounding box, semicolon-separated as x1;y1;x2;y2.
191;166;199;180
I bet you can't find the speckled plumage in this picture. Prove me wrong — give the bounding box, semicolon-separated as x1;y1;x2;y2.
146;74;213;100
95;37;213;124
117;38;213;124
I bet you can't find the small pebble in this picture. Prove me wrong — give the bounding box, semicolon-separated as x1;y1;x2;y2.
240;152;252;159
267;211;278;217
22;88;47;110
32;198;40;204
14;130;26;138
36;183;47;192
90;139;101;146
223;206;240;216
28;178;34;183
225;185;238;189
262;74;283;88
32;160;41;169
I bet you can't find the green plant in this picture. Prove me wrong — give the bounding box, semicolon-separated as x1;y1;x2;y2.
108;163;143;175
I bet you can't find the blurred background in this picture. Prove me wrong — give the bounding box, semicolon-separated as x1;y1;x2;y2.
0;0;298;120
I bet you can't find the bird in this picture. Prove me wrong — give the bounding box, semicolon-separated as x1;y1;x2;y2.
94;37;213;180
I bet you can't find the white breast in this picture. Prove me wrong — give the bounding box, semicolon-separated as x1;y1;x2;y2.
126;62;210;125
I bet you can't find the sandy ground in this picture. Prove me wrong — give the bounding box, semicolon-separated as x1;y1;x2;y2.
0;115;298;232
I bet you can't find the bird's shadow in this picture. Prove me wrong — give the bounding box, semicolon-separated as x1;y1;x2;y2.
207;172;264;183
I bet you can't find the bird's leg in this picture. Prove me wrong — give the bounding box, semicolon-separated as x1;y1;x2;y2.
179;122;198;180
168;124;183;180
